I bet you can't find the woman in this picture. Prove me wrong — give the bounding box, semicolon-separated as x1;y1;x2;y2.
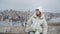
26;8;48;34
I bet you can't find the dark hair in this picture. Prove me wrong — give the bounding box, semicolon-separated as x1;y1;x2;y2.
36;9;39;11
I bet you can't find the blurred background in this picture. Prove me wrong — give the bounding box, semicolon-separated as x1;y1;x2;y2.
0;0;60;34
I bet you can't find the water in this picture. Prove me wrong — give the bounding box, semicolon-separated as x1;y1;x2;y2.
0;21;24;27
48;17;60;24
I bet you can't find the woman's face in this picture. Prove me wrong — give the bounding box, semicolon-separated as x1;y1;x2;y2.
36;11;41;17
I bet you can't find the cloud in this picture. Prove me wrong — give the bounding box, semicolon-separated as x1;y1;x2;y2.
0;0;41;11
0;0;60;12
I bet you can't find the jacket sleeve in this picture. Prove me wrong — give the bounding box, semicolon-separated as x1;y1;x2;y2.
25;17;32;32
42;18;48;34
26;17;33;26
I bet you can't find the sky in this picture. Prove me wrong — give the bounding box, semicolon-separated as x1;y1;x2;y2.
0;0;60;12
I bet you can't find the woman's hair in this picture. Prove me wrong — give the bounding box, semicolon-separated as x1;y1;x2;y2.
36;9;39;11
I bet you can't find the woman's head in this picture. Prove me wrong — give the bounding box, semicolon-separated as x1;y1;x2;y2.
35;9;41;17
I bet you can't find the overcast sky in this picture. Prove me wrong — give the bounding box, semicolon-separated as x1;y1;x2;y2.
0;0;60;12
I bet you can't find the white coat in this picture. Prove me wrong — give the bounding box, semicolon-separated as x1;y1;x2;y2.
26;12;48;34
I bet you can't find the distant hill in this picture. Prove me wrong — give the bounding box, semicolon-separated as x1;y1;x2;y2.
0;10;60;24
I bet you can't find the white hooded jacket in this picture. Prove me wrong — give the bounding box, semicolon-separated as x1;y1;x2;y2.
26;6;48;34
